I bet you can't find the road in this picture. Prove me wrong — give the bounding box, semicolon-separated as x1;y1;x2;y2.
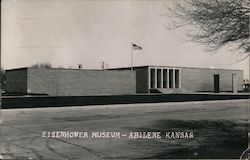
0;100;249;159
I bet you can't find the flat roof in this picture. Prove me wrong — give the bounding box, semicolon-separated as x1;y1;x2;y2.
6;67;131;72
6;65;242;72
109;65;243;71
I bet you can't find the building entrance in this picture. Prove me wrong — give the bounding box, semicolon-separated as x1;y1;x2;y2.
214;74;220;93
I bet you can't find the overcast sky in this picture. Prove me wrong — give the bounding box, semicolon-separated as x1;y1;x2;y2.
2;0;249;78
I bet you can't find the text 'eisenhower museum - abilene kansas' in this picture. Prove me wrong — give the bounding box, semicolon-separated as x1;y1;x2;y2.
5;65;243;96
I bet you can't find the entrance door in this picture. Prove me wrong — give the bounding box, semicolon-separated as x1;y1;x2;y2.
214;74;220;93
232;74;238;93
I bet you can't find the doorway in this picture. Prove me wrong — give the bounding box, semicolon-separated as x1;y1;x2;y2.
214;74;220;93
232;74;238;93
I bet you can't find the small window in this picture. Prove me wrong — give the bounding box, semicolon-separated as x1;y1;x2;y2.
175;70;179;88
150;69;155;88
163;69;168;88
169;69;173;88
157;69;161;88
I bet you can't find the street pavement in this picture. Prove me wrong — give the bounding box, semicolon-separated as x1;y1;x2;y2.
0;99;249;159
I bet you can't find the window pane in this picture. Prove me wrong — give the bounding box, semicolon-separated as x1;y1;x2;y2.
157;69;161;88
175;70;179;88
150;69;155;88
169;69;173;88
163;69;167;88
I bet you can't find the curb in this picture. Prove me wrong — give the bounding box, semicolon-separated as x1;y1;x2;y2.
3;99;248;112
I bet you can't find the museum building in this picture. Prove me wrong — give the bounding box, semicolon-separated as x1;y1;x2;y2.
5;65;243;96
111;66;243;94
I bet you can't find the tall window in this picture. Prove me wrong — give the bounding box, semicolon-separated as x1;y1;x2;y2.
163;69;168;88
169;69;173;88
150;69;155;88
175;70;179;88
157;69;161;88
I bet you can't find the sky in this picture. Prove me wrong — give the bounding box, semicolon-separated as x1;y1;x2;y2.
2;0;249;79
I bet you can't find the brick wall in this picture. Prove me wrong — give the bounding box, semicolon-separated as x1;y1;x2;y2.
112;66;244;93
27;68;136;96
181;68;243;92
6;67;244;95
135;67;149;93
5;68;27;93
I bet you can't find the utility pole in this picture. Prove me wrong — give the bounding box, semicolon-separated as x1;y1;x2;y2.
131;43;134;94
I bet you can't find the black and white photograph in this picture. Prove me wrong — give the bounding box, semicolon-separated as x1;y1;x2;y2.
1;0;249;159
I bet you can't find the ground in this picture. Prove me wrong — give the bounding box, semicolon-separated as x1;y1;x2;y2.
0;100;249;159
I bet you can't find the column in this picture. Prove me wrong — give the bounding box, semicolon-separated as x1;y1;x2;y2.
154;68;157;88
167;69;169;88
173;69;175;88
179;69;181;89
148;67;151;93
161;68;163;88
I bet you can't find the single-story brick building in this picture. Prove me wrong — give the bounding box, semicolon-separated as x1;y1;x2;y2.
5;68;136;96
110;65;244;93
5;65;243;96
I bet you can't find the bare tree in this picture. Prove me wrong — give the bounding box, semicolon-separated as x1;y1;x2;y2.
30;62;52;69
167;0;250;60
